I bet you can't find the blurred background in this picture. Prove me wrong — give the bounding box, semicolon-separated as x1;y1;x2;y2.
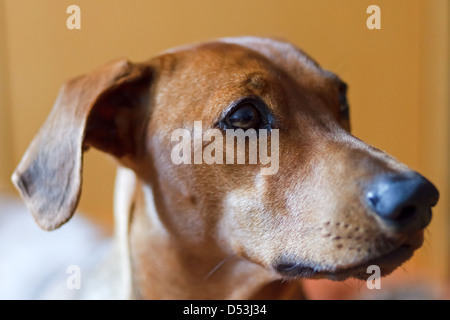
0;0;448;299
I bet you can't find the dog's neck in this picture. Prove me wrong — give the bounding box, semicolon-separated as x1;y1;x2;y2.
113;168;304;299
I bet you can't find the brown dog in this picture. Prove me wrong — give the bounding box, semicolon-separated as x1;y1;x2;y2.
12;37;439;299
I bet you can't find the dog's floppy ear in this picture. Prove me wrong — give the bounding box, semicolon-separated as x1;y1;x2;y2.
12;60;152;231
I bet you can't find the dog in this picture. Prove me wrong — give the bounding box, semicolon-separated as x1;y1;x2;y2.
12;36;439;299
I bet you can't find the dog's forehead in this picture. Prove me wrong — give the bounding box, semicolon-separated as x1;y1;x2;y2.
161;37;336;84
219;37;323;74
218;37;345;94
150;37;343;128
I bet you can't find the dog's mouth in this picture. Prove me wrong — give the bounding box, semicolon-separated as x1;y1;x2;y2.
275;237;422;281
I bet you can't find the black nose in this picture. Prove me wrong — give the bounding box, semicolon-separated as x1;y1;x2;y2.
365;172;439;231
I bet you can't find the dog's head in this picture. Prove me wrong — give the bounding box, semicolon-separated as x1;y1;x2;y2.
13;37;439;282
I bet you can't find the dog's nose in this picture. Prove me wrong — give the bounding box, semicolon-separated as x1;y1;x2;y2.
365;172;439;231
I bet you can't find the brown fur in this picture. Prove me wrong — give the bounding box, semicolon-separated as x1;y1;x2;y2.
12;37;432;299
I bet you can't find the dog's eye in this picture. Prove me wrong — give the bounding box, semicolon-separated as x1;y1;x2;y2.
217;97;273;131
225;103;260;129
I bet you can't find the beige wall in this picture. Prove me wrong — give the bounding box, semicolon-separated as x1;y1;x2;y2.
417;0;450;281
0;0;448;281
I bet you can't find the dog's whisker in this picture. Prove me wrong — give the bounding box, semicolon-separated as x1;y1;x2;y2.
202;254;238;284
356;280;365;299
340;279;353;290
422;229;432;250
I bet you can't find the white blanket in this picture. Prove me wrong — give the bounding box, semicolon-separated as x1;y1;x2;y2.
0;194;110;299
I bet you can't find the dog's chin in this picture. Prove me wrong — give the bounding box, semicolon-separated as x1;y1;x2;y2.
274;236;423;281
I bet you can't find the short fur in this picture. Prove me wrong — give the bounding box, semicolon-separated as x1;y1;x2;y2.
12;37;434;299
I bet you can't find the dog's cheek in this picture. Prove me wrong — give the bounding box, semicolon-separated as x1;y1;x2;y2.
217;176;288;269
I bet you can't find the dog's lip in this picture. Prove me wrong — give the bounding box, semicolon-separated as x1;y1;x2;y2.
330;243;416;280
275;242;418;281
